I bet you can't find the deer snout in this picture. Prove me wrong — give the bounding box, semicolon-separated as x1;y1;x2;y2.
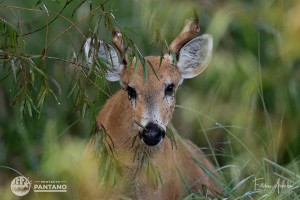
140;122;166;146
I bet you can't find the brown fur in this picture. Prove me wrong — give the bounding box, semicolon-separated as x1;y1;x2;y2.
79;56;222;199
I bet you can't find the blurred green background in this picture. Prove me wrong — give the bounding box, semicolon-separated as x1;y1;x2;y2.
0;0;299;199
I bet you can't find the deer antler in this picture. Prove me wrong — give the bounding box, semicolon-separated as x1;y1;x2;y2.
169;18;200;54
112;28;126;61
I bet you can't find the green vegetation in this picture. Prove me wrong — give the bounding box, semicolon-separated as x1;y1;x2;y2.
0;0;299;199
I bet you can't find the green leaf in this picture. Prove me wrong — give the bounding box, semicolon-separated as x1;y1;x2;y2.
98;157;105;182
159;53;164;68
166;125;177;149
28;58;47;78
111;163;117;186
30;54;43;59
157;170;163;186
104;155;112;184
34;0;42;7
49;88;58;102
146;159;150;181
176;167;191;194
71;0;86;18
37;89;47;118
134;45;148;81
141;58;148;81
67;83;77;98
30;68;35;85
37;89;46;117
192;156;226;190
10;59;18;83
81;102;87;119
27;96;39;114
20;100;25;116
42;3;49;16
170;51;177;67
193;8;199;24
26;100;32;117
147;59;159;80
115;161;123;177
149;162;158;188
130;58;139;80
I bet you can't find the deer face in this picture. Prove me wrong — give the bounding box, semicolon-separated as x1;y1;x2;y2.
84;21;213;146
120;56;181;146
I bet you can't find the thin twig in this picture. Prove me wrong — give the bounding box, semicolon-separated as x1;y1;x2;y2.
45;4;104;50
0;5;85;40
133;120;147;130
22;0;73;36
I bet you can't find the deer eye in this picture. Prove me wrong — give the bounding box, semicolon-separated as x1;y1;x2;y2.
127;86;137;100
165;83;175;96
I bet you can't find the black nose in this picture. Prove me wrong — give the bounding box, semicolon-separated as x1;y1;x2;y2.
141;122;165;146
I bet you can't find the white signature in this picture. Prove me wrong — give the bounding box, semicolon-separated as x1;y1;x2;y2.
253;177;298;194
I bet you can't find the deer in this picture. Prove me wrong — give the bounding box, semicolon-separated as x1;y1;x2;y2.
79;18;222;199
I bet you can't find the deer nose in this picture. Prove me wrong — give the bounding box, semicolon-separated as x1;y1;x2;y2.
141;122;166;146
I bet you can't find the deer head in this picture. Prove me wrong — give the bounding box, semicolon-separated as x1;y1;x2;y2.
84;18;213;147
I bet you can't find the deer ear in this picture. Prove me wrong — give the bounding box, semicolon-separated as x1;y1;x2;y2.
84;38;124;81
177;34;213;79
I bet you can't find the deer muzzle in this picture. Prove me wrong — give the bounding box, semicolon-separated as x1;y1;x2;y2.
140;122;166;146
